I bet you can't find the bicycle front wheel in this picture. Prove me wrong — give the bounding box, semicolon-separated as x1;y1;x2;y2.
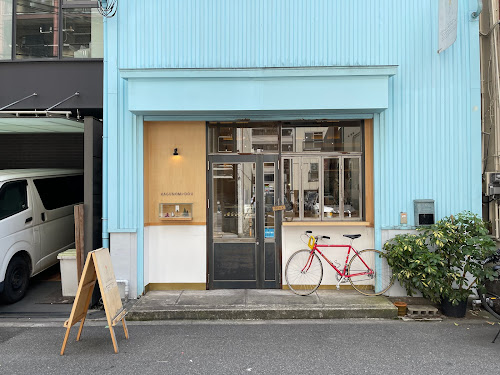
348;249;393;296
285;250;323;296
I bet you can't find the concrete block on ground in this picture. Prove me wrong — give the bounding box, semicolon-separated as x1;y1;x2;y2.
407;305;439;317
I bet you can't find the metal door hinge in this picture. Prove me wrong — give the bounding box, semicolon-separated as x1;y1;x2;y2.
207;199;210;209
207;161;210;171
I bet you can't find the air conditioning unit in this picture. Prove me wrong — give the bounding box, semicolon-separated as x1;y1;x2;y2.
485;172;500;196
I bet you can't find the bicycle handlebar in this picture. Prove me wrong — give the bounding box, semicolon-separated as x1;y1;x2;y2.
304;231;330;240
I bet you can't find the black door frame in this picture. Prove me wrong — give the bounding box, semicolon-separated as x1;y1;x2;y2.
207;153;281;289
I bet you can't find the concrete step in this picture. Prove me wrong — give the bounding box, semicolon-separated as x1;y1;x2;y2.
126;289;398;321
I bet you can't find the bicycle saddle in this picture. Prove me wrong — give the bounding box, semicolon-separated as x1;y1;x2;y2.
343;234;361;240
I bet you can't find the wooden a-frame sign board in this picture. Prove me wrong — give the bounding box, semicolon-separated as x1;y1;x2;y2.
60;248;129;355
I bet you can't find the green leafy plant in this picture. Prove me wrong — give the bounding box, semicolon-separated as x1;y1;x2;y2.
420;211;497;305
383;211;498;305
383;232;445;303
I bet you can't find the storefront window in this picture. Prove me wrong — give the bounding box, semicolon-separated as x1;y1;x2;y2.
283;158;299;220
16;0;59;59
208;124;280;154
302;157;320;219
344;158;361;219
290;123;362;153
281;128;294;152
251;128;279;152
283;155;362;221
0;0;13;60
62;7;103;58
208;121;364;222
323;158;340;219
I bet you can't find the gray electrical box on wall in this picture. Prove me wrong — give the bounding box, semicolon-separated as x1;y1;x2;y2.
414;199;435;226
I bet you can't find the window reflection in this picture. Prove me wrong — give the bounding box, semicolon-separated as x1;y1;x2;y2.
208;122;361;154
62;8;103;58
283;158;299;220
208;124;280;154
213;163;256;239
6;1;103;60
16;0;59;59
207;121;364;222
302;157;320;219
344;158;360;218
295;124;361;153
0;0;13;60
323;158;340;219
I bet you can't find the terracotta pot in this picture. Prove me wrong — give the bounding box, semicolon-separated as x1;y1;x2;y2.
393;301;407;316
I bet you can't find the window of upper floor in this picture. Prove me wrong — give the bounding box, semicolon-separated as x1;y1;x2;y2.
0;0;103;61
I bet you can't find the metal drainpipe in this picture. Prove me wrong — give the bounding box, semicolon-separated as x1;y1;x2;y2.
471;0;483;19
102;16;109;249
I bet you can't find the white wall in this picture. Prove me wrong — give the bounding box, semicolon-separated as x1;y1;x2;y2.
145;225;206;284
110;232;138;299
282;225;375;287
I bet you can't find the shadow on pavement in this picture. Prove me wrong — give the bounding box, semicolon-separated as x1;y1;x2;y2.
0;264;74;319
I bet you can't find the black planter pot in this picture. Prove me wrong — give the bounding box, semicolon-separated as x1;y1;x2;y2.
441;298;467;318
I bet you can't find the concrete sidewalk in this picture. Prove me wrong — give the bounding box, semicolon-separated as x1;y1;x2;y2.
126;289;398;320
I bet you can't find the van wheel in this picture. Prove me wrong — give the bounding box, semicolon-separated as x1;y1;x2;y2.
1;257;29;304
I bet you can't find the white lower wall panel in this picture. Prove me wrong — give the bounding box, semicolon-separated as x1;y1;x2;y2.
145;225;206;284
109;232;138;299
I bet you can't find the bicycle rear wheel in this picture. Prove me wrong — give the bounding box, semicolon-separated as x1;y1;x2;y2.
478;288;500;321
285;250;323;296
347;249;393;296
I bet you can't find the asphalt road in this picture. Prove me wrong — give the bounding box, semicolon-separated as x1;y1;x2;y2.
0;319;499;374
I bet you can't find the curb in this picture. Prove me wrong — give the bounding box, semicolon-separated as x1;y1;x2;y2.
127;307;398;321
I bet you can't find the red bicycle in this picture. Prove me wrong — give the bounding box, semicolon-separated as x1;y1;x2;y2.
285;231;394;296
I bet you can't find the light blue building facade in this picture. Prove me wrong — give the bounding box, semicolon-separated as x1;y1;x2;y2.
104;0;481;298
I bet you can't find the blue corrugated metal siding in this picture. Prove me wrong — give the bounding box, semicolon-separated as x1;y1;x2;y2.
120;0;399;69
106;0;481;233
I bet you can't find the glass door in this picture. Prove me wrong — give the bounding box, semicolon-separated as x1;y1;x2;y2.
208;154;280;289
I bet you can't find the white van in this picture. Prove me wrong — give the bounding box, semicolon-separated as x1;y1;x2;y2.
0;169;83;303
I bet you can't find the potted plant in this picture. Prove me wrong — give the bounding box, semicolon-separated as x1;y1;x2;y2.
383;211;497;318
419;211;497;317
383;232;445;305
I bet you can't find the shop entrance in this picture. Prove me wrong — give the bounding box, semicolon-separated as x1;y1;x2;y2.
208;154;281;289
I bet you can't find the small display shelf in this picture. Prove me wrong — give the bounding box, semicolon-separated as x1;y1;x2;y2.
159;203;193;220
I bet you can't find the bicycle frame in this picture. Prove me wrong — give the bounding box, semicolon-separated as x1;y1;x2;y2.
302;241;374;289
